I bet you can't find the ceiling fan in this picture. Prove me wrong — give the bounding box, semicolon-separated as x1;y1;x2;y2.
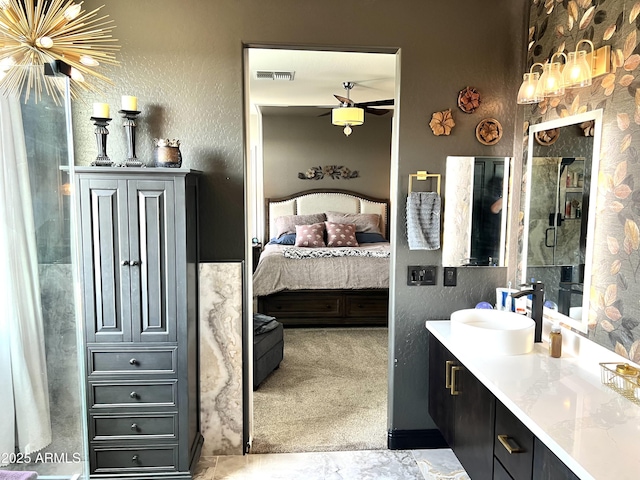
332;81;394;116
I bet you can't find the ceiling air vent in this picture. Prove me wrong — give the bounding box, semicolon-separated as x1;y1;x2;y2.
255;70;295;81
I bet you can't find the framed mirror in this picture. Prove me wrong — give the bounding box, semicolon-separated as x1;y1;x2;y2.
442;156;510;267
522;110;603;334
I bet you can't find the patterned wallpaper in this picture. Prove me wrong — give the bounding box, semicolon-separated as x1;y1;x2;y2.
525;0;640;359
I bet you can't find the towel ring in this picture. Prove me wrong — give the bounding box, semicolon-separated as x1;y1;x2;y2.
408;171;441;195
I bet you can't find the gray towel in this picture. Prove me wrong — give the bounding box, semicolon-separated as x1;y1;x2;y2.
406;192;441;250
0;471;37;480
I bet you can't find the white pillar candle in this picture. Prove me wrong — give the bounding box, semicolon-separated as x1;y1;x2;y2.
121;95;138;111
92;102;110;118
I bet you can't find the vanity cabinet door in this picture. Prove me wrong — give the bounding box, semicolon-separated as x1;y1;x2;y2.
453;362;495;480
428;332;455;447
494;400;533;479
532;437;580;480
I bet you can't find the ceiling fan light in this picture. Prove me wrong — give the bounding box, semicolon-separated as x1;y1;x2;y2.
332;106;364;126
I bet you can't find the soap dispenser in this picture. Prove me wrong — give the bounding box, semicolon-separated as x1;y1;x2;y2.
504;282;513;312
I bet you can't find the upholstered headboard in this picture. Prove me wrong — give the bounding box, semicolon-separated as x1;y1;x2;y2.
266;189;390;242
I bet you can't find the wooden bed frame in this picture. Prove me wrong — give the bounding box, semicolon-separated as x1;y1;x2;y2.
257;188;390;328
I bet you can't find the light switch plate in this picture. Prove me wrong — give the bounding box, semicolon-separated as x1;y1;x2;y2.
444;267;457;287
407;265;437;285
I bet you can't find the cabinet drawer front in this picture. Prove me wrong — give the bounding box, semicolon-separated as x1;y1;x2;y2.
494;401;534;479
92;445;177;473
92;413;177;440
264;293;342;317
345;294;388;317
91;381;177;407
89;347;177;375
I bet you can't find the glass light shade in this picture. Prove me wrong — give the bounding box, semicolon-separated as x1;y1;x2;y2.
536;62;565;98
563;50;592;88
64;4;81;20
332;106;364;126
36;36;53;49
517;72;542;104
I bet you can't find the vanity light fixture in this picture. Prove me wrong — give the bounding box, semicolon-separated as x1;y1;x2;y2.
332;82;364;137
0;0;120;104
516;62;544;104
517;41;611;105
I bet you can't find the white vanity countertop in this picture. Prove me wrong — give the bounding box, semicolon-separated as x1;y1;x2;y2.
426;320;640;480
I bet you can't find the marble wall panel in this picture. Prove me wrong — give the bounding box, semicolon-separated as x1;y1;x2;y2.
199;262;244;456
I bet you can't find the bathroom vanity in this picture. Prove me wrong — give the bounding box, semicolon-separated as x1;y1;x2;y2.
426;320;640;480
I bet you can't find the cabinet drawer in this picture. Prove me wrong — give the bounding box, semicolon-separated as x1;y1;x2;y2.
493;457;514;480
92;413;177;440
89;347;177;375
91;445;178;473
494;401;534;479
90;381;177;408
345;294;388;317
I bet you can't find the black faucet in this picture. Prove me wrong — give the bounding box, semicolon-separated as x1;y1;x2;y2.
511;282;545;343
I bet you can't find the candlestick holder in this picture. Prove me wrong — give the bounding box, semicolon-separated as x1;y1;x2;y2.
90;117;113;166
119;109;143;167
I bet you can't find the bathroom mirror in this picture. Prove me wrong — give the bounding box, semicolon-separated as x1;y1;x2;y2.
442;156;510;267
522;110;603;334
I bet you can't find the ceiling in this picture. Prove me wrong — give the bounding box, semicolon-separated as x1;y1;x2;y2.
247;48;396;114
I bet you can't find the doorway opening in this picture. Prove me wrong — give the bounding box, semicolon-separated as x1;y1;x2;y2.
243;45;400;454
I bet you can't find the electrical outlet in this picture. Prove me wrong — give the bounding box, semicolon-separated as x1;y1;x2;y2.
444;267;457;287
407;265;437;285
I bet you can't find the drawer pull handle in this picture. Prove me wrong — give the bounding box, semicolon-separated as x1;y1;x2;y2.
129;358;138;365
450;366;461;396
129;391;139;399
131;423;138;431
498;434;523;454
131;455;139;463
130;260;140;266
445;360;455;389
121;260;129;266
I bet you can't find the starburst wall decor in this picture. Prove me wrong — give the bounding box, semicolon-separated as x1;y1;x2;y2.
0;0;119;103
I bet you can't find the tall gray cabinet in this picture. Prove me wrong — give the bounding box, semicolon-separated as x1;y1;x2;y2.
75;168;202;479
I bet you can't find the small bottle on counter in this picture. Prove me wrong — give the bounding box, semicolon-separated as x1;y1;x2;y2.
549;324;562;358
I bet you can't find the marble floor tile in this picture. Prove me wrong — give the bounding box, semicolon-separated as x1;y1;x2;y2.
196;448;468;480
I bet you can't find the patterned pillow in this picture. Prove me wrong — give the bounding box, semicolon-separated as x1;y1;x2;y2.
325;222;359;247
325;211;382;235
294;223;326;247
275;213;326;238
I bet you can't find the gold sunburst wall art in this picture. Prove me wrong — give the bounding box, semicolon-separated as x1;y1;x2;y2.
0;0;120;103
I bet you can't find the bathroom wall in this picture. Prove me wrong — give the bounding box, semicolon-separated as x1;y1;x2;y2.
73;0;527;443
525;0;640;358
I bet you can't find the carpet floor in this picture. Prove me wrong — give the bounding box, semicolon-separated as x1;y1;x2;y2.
251;327;388;454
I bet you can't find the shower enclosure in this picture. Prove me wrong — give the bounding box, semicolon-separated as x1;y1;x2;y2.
0;84;87;478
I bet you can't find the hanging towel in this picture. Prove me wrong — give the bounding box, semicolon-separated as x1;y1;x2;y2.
406;191;441;250
0;471;37;480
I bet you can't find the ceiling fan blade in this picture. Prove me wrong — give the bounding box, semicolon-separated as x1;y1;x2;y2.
317;110;331;117
334;94;354;106
364;107;391;116
357;99;394;107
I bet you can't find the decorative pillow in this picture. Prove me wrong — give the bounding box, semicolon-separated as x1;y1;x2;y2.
268;233;296;245
294;223;326;247
275;213;326;238
325;211;382;236
355;232;388;244
325;222;359;247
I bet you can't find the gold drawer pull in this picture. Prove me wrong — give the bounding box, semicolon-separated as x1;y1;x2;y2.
130;423;138;431
129;358;138;365
445;360;455;388
129;391;139;399
131;454;139;463
498;434;523;454
450;366;461;396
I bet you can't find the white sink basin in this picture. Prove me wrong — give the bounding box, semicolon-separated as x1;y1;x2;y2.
450;309;535;356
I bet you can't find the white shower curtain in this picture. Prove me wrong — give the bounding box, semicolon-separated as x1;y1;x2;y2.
0;97;52;462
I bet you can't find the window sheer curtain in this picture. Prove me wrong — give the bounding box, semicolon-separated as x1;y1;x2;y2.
0;97;52;462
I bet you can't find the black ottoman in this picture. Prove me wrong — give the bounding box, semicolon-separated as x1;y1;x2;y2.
253;315;284;390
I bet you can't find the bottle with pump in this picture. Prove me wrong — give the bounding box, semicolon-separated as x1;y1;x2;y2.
504;282;513;312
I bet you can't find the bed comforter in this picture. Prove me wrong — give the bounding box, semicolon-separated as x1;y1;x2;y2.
252;242;390;297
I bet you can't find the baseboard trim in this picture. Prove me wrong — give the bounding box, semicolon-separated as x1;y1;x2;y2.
387;428;448;450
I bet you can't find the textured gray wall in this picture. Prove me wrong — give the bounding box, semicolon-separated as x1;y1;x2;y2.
73;0;528;434
262;111;392;199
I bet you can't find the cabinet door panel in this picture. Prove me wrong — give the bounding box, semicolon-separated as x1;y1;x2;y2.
428;332;455;447
454;365;495;480
80;178;131;342
129;180;177;342
532;437;580;480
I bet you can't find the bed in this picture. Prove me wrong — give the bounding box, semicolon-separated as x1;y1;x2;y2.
253;189;390;327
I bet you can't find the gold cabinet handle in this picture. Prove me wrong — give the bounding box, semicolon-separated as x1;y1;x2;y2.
497;434;523;454
445;360;455;388
450;366;461;395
